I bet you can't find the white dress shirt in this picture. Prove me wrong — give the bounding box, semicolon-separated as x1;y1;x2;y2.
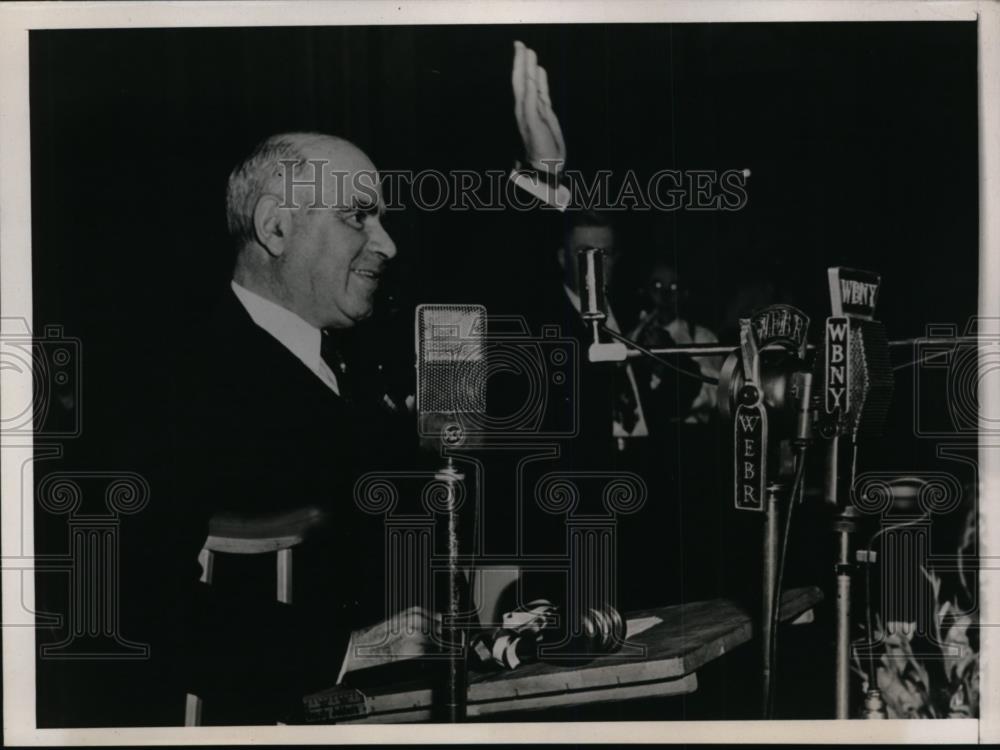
231;281;340;395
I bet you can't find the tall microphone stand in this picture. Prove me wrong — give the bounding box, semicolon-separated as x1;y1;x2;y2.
415;303;487;723
437;456;468;722
834;508;858;719
819;267;895;718
760;481;783;715
824;433;861;719
728;312;813;718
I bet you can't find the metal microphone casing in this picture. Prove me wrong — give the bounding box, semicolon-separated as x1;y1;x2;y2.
577;247;628;363
577;247;606;324
415;304;487;452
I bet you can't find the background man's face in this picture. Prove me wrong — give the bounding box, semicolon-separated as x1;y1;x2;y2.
566;224;617;290
647;264;681;316
282;141;397;329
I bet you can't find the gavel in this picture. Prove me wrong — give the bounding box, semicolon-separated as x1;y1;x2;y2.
469;600;625;671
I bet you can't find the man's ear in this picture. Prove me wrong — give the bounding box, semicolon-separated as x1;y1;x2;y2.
252;194;291;257
556;244;568;270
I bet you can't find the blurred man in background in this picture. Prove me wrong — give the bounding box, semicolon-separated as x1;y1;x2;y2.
630;261;722;424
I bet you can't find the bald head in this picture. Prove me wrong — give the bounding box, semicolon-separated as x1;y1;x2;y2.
226;132;373;247
227;132;396;328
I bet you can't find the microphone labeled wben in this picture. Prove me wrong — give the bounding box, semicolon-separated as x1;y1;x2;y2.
416;304;487;452
577;247;627;363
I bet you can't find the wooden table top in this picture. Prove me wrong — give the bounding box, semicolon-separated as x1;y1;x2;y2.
303;585;823;723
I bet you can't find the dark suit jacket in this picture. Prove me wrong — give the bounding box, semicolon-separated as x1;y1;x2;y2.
159;290;418;721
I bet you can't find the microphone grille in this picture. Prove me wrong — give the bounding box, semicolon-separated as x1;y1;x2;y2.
848;319;894;438
416;304;487;415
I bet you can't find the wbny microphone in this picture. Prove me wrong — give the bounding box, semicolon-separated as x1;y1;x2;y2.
415;304;487;452
823;268;893;439
821;267;894;505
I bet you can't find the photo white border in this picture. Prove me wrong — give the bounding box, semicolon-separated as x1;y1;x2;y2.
1;0;995;745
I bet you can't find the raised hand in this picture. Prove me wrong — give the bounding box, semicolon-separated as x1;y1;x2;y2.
512;40;566;175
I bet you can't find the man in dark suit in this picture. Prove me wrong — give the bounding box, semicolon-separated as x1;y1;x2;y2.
162;40;572;723
486;209;642;457
166;132;431;722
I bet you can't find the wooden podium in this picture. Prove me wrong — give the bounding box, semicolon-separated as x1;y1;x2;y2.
303;586;823;723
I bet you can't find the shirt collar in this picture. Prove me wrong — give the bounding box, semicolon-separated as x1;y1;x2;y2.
231;280;323;374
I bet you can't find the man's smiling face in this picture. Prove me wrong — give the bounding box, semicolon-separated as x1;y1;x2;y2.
281;138;397;329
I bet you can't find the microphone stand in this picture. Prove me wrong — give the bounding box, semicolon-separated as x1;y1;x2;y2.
819;268;894;719
415;304;487;723
833;507;857;719
760;481;783;716
824;433;861;719
437;456;468;722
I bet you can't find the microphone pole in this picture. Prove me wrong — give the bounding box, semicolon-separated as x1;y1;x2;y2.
415;304;487;723
818;267;893;719
820;309;856;720
438;456;467;723
725;305;811;716
732;315;778;714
